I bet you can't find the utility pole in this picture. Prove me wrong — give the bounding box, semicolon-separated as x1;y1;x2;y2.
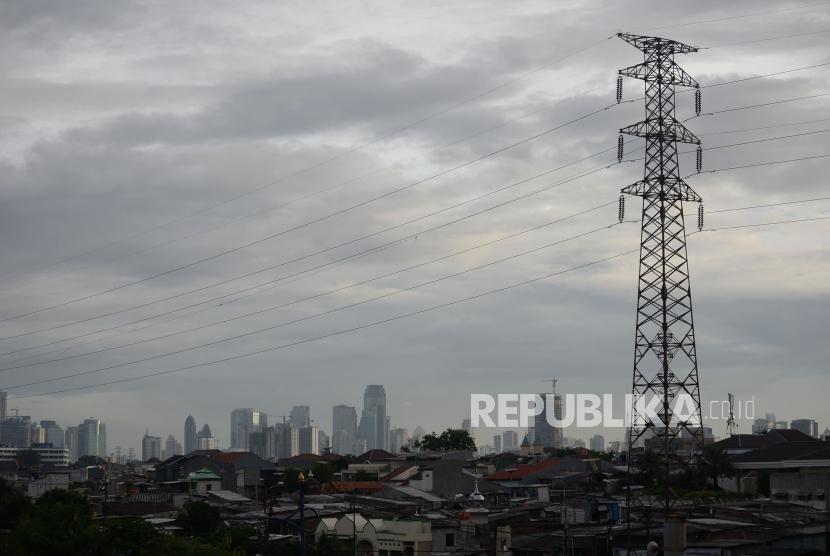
616;32;705;515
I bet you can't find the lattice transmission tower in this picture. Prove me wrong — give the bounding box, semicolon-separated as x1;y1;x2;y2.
615;32;705;512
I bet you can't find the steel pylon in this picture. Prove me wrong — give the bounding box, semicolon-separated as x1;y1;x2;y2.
617;32;704;513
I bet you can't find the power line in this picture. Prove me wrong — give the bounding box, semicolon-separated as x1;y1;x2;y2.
0;203;616;374
7;248;637;399
0;103;622;325
5;191;828;375
2;223;629;390
10;209;829;400
705;28;830;49
688;91;830;121
640;1;830;32
0;147;625;348
691;152;830;176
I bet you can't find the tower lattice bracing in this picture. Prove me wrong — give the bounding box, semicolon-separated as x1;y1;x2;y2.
617;32;704;511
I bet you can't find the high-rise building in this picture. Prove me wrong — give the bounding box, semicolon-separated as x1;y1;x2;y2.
290;406;311;428
791;419;819;438
332;405;357;455
165;434;178;458
142;430;161;461
318;430;330;454
0;391;6;420
359;385;387;451
298;425;319;455
461;419;472;432
184;415;197;454
231;409;267;450
389;428;409;454
30;423;45;445
493;435;502;453
534;392;563;448
77;418;106;459
1;416;31;447
590;434;605;452
65;427;79;462
40;421;65;448
503;430;519;451
196;423;217;450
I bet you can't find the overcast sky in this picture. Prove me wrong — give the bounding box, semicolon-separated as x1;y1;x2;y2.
0;0;828;455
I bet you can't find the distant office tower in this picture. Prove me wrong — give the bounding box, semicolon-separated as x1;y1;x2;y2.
332;405;357;454
184;415;197;454
389;428;409;454
359;385;388;451
253;422;299;460
461;418;472;432
0;391;6;419
533;391;563;448
142;430;161;461
65;426;79;462
77;418;106;459
493;435;502;453
1;415;32;447
590;434;605;452
751;418;768;435
774;421;788;430
791;419;819;438
290;406;311;428
230;409;267;450
30;423;45;445
298;425;319;455
354;438;368;455
196;423;217;449
608;440;622;453
411;426;425;445
318;430;330;454
40;421;65;448
165;435;178;458
503;430;519;451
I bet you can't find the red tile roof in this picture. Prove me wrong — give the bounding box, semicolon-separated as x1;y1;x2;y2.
485;458;561;481
213;452;249;464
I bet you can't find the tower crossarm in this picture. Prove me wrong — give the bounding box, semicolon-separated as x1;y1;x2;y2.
617;32;698;55
621;117;700;145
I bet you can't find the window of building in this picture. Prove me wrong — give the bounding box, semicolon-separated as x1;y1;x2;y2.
445;533;454;547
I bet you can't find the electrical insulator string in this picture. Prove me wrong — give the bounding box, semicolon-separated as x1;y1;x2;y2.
616;75;623;103
617;134;625;162
619;195;625;223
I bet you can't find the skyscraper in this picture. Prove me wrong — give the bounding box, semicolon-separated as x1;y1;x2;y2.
533;391;563;448
40;420;65;447
1;415;31;447
142;430;161;461
298;425;319;455
65;426;79;462
359;385;387;451
230;409;267;450
493;435;502;453
791;419;819;438
78;418;106;459
0;390;6;420
590;434;605;452
332;404;357;455
503;430;518;451
165;434;178;458
290;406;311;428
184;415;197;454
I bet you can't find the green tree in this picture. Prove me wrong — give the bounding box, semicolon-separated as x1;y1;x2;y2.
178;501;221;537
700;444;734;490
632;449;666;491
0;477;30;530
74;455;106;468
415;429;476;452
310;462;335;484
10;489;97;556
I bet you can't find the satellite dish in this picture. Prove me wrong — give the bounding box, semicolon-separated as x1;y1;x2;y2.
646;541;659;555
